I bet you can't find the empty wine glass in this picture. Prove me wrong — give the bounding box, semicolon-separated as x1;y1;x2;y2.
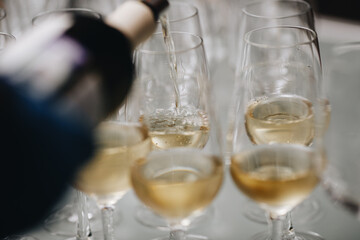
32;8;101;26
182;0;229;70
233;0;315;71
322;42;360;219
228;26;325;240
155;1;202;36
132;31;224;240
0;7;7;32
0;31;15;51
1;0;42;37
35;0;119;17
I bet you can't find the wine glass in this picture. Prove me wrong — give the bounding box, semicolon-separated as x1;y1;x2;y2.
34;0;120;17
2;0;120;37
228;26;324;240
0;7;7;32
233;0;315;71
155;1;202;36
0;31;15;51
181;0;229;70
136;31;211;150
74;92;152;240
32;7;102;26
0;7;15;50
231;0;323;228
322;42;360;219
1;0;40;38
134;2;211;229
132;31;224;240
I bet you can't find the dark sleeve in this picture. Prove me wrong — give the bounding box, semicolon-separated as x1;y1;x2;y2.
316;0;360;21
0;77;94;237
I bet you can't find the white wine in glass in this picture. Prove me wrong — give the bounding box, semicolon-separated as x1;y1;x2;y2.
131;149;223;221
143;109;209;149
134;31;223;239
74;119;152;240
231;145;318;215
75;121;151;206
228;26;324;240
135;31;214;230
136;32;210;150
245;95;315;146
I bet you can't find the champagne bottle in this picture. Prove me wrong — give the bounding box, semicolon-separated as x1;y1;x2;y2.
0;0;169;127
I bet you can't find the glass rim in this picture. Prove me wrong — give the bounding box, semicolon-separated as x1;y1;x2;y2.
244;25;317;49
332;42;360;56
0;32;16;40
157;1;198;23
32;8;102;25
137;31;204;55
242;0;311;19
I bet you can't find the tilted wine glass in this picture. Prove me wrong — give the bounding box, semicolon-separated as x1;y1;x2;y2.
228;26;325;240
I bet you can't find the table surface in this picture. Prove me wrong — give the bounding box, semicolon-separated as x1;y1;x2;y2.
27;16;360;240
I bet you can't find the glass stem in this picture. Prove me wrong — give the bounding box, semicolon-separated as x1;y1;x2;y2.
169;229;186;240
101;206;115;240
76;190;92;240
282;212;296;240
169;222;186;240
268;212;286;240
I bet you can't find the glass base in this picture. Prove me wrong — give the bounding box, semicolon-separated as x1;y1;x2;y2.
152;234;209;240
251;230;325;240
244;199;323;225
43;204;99;237
134;205;215;231
43;203;121;237
4;236;39;240
64;229;104;240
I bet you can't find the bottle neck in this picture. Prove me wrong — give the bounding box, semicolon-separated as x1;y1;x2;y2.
105;1;157;50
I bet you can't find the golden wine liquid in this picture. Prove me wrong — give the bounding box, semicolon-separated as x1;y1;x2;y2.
160;14;181;109
75;122;151;206
231;145;319;215
245;95;314;146
144;110;210;149
131;150;223;220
